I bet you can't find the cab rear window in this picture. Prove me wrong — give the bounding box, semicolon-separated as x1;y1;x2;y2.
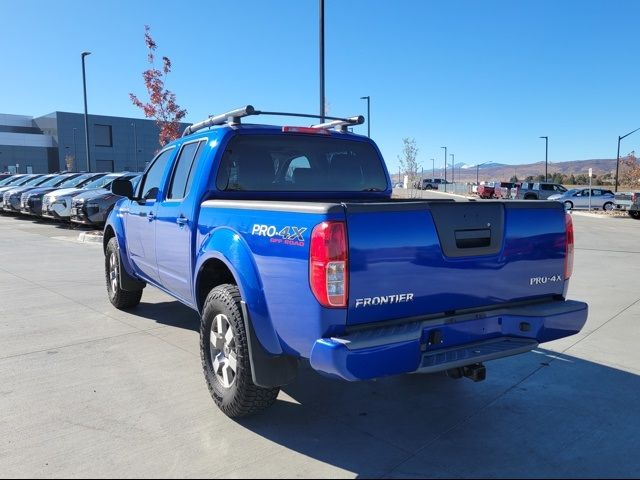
216;135;388;192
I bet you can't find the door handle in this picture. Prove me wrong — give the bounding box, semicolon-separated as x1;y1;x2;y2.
147;212;156;221
176;215;188;226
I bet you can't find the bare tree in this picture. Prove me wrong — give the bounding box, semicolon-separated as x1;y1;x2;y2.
398;137;421;197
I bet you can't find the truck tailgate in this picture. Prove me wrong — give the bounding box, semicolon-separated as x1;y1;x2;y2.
345;201;568;326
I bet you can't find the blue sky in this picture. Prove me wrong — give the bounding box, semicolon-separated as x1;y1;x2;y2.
2;0;639;172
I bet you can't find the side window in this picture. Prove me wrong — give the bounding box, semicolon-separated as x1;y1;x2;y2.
592;189;602;196
139;149;174;201
533;183;540;190
168;141;204;200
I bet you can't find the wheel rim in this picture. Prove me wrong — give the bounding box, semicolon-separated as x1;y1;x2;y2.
210;314;238;389
109;252;119;293
604;202;613;211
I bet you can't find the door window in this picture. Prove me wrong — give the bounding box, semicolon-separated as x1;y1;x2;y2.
167;140;204;200
139;148;174;201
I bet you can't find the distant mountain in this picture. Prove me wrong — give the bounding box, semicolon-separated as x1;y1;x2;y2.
441;158;618;182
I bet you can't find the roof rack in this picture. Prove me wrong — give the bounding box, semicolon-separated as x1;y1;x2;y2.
182;105;365;136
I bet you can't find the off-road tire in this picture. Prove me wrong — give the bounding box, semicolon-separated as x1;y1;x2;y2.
105;237;143;309
200;284;279;418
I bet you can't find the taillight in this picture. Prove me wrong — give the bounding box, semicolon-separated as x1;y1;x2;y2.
632;193;638;203
310;221;348;308
565;213;574;280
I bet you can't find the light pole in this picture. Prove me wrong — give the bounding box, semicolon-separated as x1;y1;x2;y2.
81;51;92;172
450;153;455;184
319;0;325;123
615;127;640;192
431;158;435;179
476;162;489;185
72;128;77;163
539;136;548;182
360;96;370;137
441;146;447;192
131;122;139;172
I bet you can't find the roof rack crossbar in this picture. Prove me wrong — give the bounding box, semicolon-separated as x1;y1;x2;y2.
311;116;365;132
183;106;365;136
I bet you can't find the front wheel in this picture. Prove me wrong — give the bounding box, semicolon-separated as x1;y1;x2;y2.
200;284;279;418
105;237;142;309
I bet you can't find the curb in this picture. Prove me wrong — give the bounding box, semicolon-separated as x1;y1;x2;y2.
78;231;104;244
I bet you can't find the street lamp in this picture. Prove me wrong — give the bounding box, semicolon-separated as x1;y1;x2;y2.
615;127;640;192
319;0;325;123
441;146;447;192
476;162;489;185
360;96;370;138
539;136;548;182
81;51;92;172
450;153;455;184
431;158;435;179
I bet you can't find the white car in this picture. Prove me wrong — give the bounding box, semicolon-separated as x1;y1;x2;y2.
548;188;615;211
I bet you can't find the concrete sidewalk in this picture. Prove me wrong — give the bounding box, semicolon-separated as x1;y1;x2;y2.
0;214;639;478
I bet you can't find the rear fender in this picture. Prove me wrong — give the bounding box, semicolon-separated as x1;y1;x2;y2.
195;227;283;356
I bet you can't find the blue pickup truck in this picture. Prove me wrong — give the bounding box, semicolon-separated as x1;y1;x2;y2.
104;106;588;417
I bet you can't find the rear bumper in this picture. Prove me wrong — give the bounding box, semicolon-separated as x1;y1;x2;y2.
309;299;588;381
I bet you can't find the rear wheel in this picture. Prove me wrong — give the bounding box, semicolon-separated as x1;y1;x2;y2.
105;237;142;309
629;211;640;219
564;201;573;211
603;202;614;211
200;284;279;418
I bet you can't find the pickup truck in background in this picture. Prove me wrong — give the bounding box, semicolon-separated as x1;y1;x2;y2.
614;191;640;219
104;105;588;418
476;182;495;199
513;182;567;200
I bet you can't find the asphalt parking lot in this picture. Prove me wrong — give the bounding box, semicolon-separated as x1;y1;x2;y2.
1;212;639;478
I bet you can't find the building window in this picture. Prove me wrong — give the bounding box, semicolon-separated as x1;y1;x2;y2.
94;124;113;147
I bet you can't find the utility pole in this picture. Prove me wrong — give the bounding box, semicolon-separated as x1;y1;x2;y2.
360;96;370;137
319;0;325;123
81;51;92;172
441;146;447;192
539;136;548;182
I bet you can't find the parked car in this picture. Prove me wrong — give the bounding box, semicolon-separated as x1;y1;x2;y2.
477;182;496;199
417;178;448;190
35;173;106;220
493;182;516;199
513;182;567;200
21;173;104;217
614;191;640;219
69;173;141;226
0;174;38;198
103;105;587;418
1;174;57;212
548;188;615;211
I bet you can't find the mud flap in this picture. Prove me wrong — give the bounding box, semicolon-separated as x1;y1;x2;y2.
241;301;298;388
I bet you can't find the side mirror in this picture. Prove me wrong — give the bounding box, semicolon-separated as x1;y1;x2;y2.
111;178;135;199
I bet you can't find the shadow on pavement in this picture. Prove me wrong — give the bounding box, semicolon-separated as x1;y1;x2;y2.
133;300;200;332
235;351;640;478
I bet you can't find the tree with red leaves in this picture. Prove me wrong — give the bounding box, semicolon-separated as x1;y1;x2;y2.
130;25;187;147
619;151;640;187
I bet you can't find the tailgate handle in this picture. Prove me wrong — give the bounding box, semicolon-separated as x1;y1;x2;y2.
455;229;491;249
